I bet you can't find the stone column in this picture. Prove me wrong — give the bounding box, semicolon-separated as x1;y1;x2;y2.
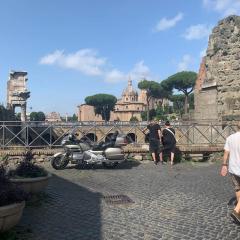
21;104;27;122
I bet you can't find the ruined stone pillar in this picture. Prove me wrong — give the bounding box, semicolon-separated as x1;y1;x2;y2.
21;104;27;122
7;71;30;122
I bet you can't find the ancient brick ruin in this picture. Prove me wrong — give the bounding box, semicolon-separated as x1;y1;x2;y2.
194;15;240;122
7;71;30;122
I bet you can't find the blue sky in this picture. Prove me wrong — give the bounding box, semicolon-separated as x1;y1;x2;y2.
0;0;239;115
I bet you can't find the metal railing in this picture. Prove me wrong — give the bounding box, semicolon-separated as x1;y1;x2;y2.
0;121;236;149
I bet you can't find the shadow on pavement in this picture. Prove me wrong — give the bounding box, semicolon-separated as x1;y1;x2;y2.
64;159;141;171
20;174;102;240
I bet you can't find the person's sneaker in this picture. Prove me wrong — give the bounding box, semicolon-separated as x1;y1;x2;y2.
230;210;240;224
154;161;157;165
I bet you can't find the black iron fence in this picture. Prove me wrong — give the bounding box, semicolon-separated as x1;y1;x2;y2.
0;121;236;149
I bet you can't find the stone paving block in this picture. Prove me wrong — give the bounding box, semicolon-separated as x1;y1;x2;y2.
17;161;240;240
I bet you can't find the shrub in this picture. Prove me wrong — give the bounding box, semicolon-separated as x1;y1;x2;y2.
0;166;28;207
9;151;47;178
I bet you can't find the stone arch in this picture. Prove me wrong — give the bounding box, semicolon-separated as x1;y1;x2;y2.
105;133;114;142
145;133;149;143
127;133;137;143
42;133;56;145
81;133;98;142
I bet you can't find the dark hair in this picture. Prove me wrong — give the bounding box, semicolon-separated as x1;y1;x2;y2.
165;121;170;126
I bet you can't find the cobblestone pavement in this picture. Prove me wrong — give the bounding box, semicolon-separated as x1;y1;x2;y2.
19;160;240;240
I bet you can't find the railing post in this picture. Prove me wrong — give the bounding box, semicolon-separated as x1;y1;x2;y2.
50;123;52;148
135;123;137;144
193;124;195;144
210;122;213;144
26;124;29;148
2;122;5;150
94;123;97;142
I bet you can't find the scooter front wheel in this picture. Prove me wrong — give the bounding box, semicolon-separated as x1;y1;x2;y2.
51;154;69;170
102;162;118;169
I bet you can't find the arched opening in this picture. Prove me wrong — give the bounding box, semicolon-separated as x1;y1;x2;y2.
127;133;137;143
145;133;149;143
42;133;56;145
81;133;97;142
105;133;114;142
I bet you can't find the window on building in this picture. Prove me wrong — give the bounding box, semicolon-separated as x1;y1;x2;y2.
126;106;128;109
126;98;128;101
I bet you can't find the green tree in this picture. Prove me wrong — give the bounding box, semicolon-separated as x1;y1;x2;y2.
30;111;45;121
15;112;21;121
163;71;197;114
85;94;117;121
141;109;156;121
141;111;147;121
37;112;45;121
138;80;161;121
129;116;139;122
72;113;78;122
188;93;194;110
170;93;195;117
169;94;185;117
155;106;165;121
68;113;78;122
155;105;171;121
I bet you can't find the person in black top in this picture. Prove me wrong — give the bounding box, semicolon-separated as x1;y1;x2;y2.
145;120;162;165
160;121;176;165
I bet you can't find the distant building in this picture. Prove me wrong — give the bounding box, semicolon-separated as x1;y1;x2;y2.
113;79;146;121
45;112;62;122
77;78;168;121
77;104;102;121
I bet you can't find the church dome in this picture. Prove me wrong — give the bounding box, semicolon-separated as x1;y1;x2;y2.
122;79;138;97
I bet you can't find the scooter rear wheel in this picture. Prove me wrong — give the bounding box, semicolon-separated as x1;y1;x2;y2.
51;154;69;170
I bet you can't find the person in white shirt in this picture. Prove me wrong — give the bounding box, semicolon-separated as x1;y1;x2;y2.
221;122;240;224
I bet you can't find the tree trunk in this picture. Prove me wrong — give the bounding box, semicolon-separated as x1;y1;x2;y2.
184;94;188;114
146;102;149;121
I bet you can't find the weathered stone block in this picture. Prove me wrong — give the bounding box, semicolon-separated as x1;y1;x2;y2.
194;15;240;122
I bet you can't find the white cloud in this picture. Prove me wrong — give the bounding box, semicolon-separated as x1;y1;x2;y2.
40;50;64;65
153;12;183;32
105;69;126;83
40;49;106;76
40;50;156;83
203;0;240;16
129;61;151;81
183;24;212;40
177;54;194;71
104;61;153;83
